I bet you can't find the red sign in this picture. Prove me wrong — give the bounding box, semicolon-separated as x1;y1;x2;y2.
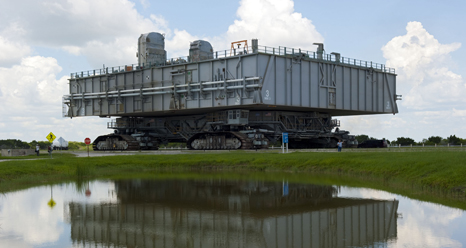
84;137;91;145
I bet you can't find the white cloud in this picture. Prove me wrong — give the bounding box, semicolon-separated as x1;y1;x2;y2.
1;0;324;68
0;56;109;141
0;0;171;68
0;239;32;248
339;115;407;140
78;37;139;68
345;188;464;248
0;189;64;244
0;0;177;141
396;202;463;248
161;0;325;61
0;56;66;106
341;22;466;141
140;0;150;9
5;0;157;47
165;29;200;58
0;182;119;246
159;0;325;58
453;108;466;117
53;0;325;70
340;108;466;142
382;21;464;110
150;14;169;31
223;0;324;50
61;45;81;56
0;36;31;67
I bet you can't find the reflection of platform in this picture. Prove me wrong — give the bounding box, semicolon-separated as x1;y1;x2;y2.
115;180;340;215
66;180;398;248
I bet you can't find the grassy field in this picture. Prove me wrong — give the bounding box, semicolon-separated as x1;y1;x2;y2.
0;149;465;208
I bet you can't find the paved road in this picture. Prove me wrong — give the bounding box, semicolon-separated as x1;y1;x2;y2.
2;147;418;161
0;158;45;162
70;149;246;157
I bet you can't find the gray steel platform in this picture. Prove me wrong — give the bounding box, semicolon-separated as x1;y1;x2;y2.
63;42;398;118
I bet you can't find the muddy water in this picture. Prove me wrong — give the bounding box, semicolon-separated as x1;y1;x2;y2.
0;177;465;248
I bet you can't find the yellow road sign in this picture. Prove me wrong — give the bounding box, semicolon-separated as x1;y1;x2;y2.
46;132;56;142
48;199;56;208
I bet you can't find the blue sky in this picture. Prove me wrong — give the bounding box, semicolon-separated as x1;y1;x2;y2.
0;0;465;143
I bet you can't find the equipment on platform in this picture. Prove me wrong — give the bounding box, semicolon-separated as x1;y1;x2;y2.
189;40;213;62
63;32;399;150
137;32;166;66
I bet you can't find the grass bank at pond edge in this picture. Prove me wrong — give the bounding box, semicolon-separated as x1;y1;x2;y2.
1;150;465;191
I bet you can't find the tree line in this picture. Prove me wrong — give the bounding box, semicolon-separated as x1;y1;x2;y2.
355;135;466;146
0;139;86;150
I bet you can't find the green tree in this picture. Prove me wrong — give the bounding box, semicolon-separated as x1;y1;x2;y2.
395;137;415;146
27;141;52;150
427;136;442;144
447;135;461;145
421;138;434;146
28;140;37;149
355;135;377;144
355;135;369;144
68;141;87;150
0;139;30;149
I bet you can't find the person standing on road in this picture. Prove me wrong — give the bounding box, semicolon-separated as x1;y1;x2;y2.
35;144;40;156
337;140;343;152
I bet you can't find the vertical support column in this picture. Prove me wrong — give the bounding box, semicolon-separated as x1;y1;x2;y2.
197;63;200;108
284;48;288;105
252;39;258;53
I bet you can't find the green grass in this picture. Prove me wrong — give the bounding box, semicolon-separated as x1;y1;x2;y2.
0;150;465;208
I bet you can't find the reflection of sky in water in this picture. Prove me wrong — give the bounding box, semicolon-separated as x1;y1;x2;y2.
0;181;117;248
0;180;464;248
340;188;465;248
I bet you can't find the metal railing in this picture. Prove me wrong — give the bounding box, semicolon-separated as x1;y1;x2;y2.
69;47;255;79
70;44;395;79
388;144;465;148
256;45;395;73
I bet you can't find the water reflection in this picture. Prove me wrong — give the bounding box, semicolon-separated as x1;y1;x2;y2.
2;177;464;248
66;180;398;248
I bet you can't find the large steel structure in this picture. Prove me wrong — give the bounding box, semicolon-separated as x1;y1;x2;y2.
63;32;399;150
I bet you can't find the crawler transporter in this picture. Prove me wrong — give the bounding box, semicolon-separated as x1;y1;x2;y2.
63;32;399;150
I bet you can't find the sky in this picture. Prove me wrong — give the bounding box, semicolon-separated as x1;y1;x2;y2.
0;0;465;143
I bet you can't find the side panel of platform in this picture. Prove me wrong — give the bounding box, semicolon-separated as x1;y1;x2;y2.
65;53;397;117
258;54;397;115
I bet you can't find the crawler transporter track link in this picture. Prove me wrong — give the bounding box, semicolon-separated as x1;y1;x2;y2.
93;134;158;151
187;131;268;150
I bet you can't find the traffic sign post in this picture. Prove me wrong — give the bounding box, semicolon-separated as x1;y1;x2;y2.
282;132;289;154
46;132;56;159
84;137;91;157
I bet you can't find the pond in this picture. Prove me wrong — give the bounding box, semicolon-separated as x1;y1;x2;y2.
0;176;465;248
